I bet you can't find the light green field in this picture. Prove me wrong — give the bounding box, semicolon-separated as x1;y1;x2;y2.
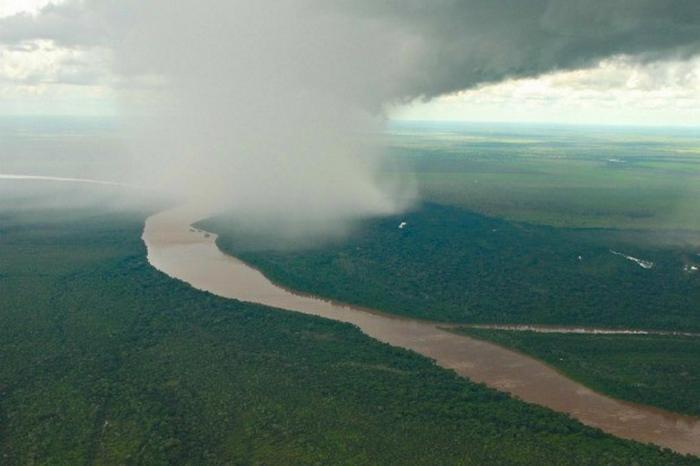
387;123;700;230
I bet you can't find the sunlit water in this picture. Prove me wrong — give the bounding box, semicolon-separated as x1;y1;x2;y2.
144;205;700;456
0;173;130;187
466;323;700;337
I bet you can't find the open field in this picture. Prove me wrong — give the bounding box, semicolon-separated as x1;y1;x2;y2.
386;122;700;230
456;328;700;417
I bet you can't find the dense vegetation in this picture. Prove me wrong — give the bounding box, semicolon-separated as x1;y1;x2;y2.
386;122;700;230
208;202;700;331
457;328;700;417
4;205;697;464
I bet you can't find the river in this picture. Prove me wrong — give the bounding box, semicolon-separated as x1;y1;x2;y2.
142;205;700;456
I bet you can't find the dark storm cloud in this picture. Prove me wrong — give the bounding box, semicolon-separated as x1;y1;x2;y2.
337;0;700;100
2;1;699;100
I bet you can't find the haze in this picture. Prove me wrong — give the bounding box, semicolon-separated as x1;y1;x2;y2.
1;0;699;238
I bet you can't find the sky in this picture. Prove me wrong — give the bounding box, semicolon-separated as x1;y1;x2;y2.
0;0;115;115
0;0;51;17
391;57;700;126
1;0;699;126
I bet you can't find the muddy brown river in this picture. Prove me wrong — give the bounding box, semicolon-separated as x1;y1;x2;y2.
143;205;700;457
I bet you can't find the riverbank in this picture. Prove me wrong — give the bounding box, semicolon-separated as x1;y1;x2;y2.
457;327;700;417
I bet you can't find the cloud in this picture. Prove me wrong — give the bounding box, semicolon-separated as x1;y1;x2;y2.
347;0;700;100
0;39;109;87
0;2;106;47
392;56;700;125
1;0;699;237
0;0;57;18
2;1;699;101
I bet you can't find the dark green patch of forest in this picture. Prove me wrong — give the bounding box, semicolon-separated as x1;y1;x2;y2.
1;205;697;464
456;328;700;417
206;203;700;331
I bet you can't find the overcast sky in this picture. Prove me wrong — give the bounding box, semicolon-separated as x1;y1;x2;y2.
391;57;700;126
1;0;699;126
